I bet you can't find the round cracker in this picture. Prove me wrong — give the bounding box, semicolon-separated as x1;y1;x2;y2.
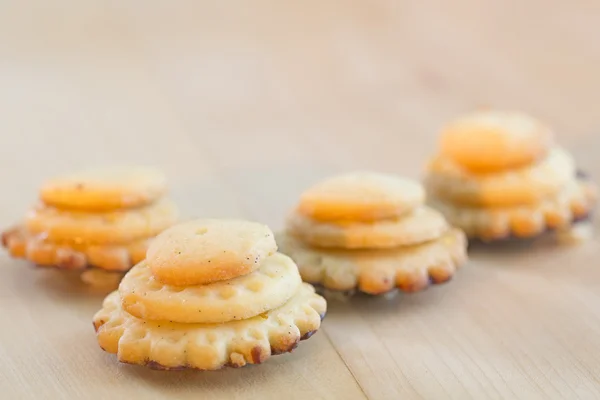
278;228;467;295
298;172;425;222
94;283;325;370
2;225;150;271
120;253;301;324
425;147;575;207
428;179;596;241
439;110;553;172
287;206;448;249
40;166;167;211
25;198;178;245
147;219;277;286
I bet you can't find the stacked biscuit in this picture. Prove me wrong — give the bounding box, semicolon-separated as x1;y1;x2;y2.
94;219;326;370
425;111;597;242
1;167;178;286
279;173;468;295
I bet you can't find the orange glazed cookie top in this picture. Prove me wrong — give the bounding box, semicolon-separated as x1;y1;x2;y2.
146;219;278;286
439;110;554;173
40;166;167;211
297;172;425;222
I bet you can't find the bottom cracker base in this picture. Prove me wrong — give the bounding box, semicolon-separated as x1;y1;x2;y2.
278;228;468;295
93;283;326;371
429;178;596;243
1;225;148;287
467;214;592;245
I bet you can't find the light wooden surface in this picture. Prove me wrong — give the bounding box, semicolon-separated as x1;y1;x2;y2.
1;1;600;399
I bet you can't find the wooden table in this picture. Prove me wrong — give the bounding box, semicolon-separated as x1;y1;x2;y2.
1;1;599;399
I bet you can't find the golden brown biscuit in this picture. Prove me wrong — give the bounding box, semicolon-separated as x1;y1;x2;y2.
426;110;597;243
40;166;167;211
94;218;326;370
2;226;149;271
439;110;553;173
282;173;468;296
146;219;277;286
429;180;596;241
287;206;448;249
425;147;575;207
2;166;178;288
298;172;425;222
278;229;467;295
120;253;302;324
25;198;178;245
94;284;325;370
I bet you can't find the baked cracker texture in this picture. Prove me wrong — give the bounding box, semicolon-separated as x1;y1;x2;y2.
93;219;326;370
425;110;597;243
1;166;178;288
279;172;468;296
94;284;325;370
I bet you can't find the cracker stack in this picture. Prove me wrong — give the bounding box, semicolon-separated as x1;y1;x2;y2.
1;166;178;287
278;172;468;296
424;110;597;242
94;219;326;370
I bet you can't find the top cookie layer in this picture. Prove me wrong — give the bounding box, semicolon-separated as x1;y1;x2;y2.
147;219;277;286
40;166;167;211
297;172;425;222
439;110;553;173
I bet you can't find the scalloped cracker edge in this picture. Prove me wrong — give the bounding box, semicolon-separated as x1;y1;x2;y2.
1;225;149;272
278;228;467;295
93;283;326;370
429;179;596;241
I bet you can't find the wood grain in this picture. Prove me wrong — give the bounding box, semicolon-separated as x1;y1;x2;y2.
0;0;599;399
